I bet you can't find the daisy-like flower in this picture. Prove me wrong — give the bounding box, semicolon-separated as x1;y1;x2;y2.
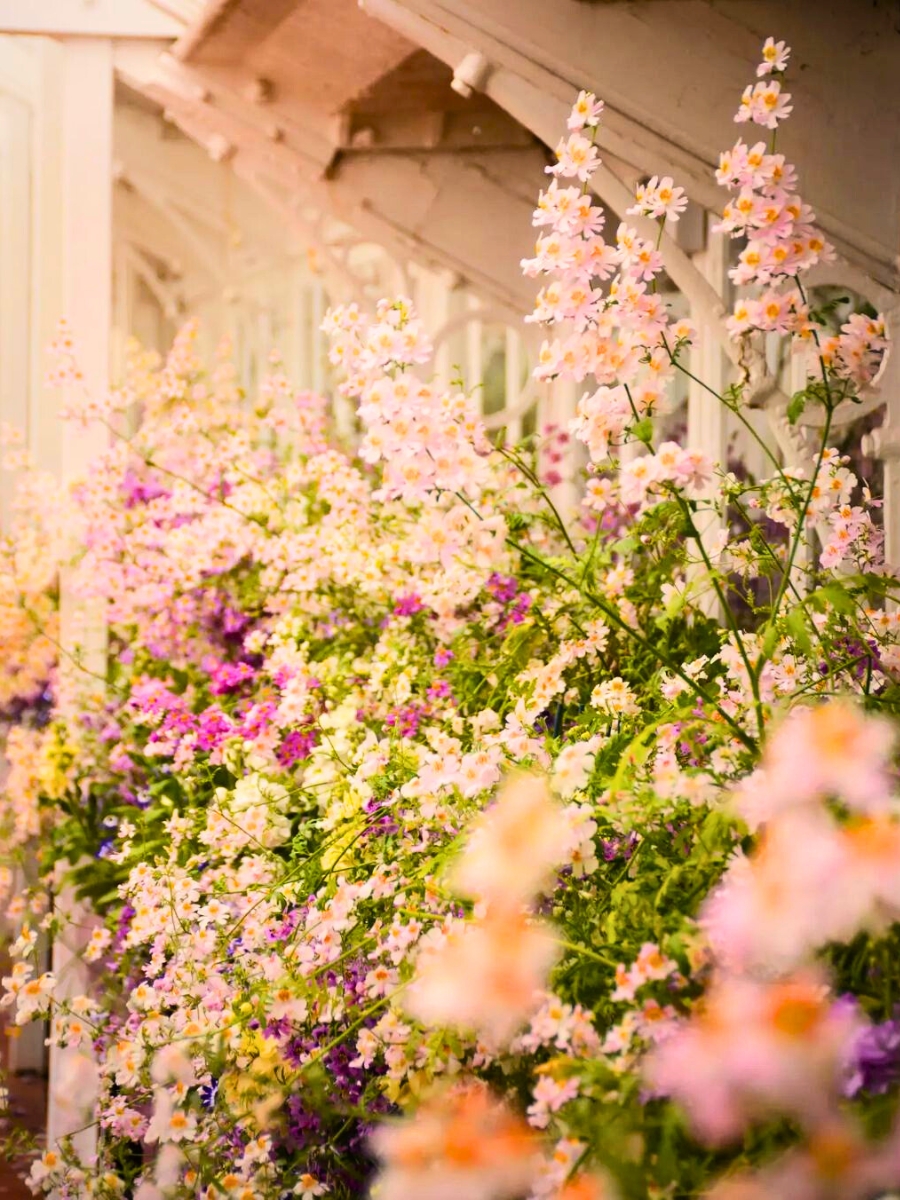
294;1175;328;1199
757;36;790;76
450;773;572;909
626;175;688;223
406;910;559;1045
567;90;605;131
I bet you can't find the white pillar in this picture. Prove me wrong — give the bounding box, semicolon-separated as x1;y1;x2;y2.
874;300;900;573
59;36;113;483
47;36;113;1160
464;291;483;404
28;37;65;479
686;228;730;615
504;328;523;442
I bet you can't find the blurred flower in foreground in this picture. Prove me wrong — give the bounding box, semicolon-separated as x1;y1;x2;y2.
406;773;569;1045
450;773;573;910
706;1116;900;1200
736;700;896;829
370;1082;540;1200
703;699;900;974
645;970;862;1144
405;909;559;1046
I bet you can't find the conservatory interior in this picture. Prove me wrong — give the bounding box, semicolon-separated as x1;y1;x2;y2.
1;2;900;1199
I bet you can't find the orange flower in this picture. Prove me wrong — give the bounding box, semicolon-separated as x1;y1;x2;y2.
371;1082;540;1200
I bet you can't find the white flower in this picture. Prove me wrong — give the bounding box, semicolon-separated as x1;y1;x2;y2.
294;1174;328;1199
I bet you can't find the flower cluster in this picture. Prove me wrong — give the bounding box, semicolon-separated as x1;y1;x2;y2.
523;101;695;454
323;298;492;502
648;700;900;1195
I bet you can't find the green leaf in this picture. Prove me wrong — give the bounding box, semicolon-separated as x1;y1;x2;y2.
785;605;813;656
787;390;808;425
816;581;858;614
760;621;780;660
631;417;654;445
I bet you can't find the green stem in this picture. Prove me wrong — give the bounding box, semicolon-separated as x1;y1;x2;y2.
509;536;756;752
497;444;577;555
670;489;766;735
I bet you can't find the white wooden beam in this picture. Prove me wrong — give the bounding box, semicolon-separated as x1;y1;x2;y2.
0;0;182;38
170;0;231;60
118;162;228;281
362;0;797;403
114;104;293;259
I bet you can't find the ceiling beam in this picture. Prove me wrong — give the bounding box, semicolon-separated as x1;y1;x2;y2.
362;0;900;291
0;0;183;38
114;42;334;175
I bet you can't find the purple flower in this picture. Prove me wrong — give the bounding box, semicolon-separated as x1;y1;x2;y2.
277;726;319;769
112;904;135;955
394;594;423;617
120;467;169;509
486;573;519;604
485;572;533;633
195;706;234;752
601;831;639;861
384;702;426;738
843;1008;900;1097
209;660;256;695
238;701;277;741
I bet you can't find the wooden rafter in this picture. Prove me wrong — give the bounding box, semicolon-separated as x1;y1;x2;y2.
0;0;183;38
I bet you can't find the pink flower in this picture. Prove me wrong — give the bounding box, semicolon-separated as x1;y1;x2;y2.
753;700;896;820
549;133;601;182
735;80;793;129
567;91;605;131
757;36;790;77
405;911;559;1046
527;1075;580;1128
450;774;572;909
645;970;863;1144
706;1117;900;1200
619;456;660;507
370;1083;540;1200
701;808;857;972
626;175;688;223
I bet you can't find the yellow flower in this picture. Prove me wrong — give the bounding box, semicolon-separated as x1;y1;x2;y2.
219;1029;298;1130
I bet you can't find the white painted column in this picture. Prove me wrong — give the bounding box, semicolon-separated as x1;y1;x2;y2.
686;229;730;615
57;35;111;695
0;35;60;1084
868;301;900;574
311;278;326;395
464;291;483;405
47;36;113;1159
0;83;32;519
28;36;64;478
503;328;523;442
